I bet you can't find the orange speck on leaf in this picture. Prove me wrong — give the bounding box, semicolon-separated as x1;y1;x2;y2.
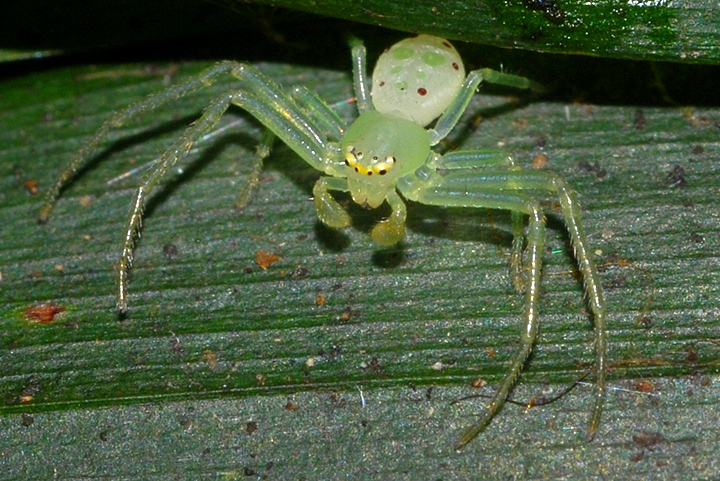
634;379;655;393
202;350;218;370
255;250;280;269
24;179;39;195
24;303;65;323
532;153;548;169
471;378;487;388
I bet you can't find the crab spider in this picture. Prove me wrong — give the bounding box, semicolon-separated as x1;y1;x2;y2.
39;35;607;449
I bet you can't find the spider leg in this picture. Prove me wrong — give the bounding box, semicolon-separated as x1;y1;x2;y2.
117;94;239;311
476;68;544;92
427;150;528;292
399;165;606;448
420;66;540;286
235;128;275;209
38;62;242;222
428;69;539;146
404;184;545;449
41;60;349;312
39;62;345;223
348;37;372;114
289;85;347;140
236;85;347;208
117;82;346;311
490;169;607;441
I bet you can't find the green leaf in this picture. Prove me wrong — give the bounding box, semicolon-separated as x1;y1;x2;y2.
236;0;720;64
2;16;720;481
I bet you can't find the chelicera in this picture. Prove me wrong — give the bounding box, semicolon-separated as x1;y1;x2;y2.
39;34;607;449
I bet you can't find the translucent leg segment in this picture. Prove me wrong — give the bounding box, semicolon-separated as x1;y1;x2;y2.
429;69;541;146
289;85;346;140
235;129;275;209
114;82;346;312
409;187;546;449
477;68;543;92
428;150;528;292
235;84;347;209
349;36;372;114
456;206;545;449
39;61;343;222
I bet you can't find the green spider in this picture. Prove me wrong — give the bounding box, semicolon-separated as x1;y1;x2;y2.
39;35;607;449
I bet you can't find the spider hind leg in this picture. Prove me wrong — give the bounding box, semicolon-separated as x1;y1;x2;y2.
399;161;607;448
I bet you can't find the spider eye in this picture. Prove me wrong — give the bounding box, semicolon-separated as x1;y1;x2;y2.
372;156;397;176
344;153;357;167
344;145;358;167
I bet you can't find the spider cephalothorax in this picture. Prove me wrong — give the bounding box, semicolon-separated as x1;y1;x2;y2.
340;110;429;209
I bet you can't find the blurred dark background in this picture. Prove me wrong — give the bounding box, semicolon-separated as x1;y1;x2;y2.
1;0;719;107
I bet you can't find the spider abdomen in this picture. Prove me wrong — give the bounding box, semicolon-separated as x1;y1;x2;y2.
371;35;465;126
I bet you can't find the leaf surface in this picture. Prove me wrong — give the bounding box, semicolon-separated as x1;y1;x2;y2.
1;14;720;481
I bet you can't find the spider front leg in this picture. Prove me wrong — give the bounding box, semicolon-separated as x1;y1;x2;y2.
42;60;346;312
116;93;253;311
40;61;344;223
39;62;247;223
236;85;346;209
115;79;346;311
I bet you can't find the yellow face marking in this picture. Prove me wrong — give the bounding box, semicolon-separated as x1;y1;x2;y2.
344;144;398;177
354;164;372;176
